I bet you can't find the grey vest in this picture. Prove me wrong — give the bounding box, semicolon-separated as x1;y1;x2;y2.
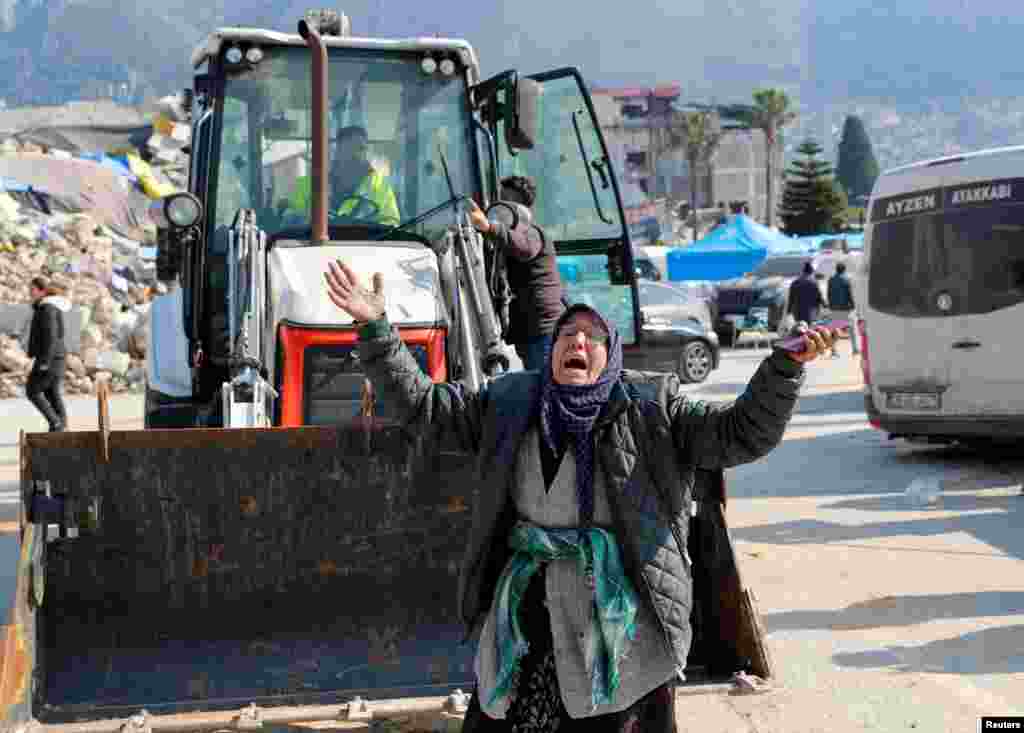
473;428;677;719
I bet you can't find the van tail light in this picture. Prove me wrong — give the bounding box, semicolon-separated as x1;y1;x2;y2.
858;318;881;429
858;318;871;386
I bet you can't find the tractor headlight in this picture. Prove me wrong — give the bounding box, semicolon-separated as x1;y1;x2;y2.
151;192;203;230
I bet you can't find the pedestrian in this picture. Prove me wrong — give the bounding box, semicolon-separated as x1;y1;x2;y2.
787;260;826;328
324;259;835;733
826;261;858;358
468;176;565;371
26;275;71;432
285;125;400;227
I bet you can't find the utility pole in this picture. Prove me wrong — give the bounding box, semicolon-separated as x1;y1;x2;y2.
647;90;658;198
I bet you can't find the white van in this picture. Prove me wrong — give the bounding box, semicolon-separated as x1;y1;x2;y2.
859;145;1024;443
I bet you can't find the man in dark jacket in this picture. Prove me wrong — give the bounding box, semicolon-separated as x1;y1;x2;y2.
826;261;858;357
324;259;835;727
787;260;826;326
26;275;70;432
469;176;565;371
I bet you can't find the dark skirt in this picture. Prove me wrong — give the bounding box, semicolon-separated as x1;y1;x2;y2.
461;566;677;733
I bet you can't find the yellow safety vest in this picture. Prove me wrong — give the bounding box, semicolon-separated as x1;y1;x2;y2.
288;170;400;227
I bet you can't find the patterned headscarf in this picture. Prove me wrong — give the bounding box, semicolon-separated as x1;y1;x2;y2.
539;304;623;526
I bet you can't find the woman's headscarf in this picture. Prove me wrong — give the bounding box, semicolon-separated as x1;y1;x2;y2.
539;304;623;525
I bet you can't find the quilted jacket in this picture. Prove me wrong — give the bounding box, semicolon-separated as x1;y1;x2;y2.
357;317;805;678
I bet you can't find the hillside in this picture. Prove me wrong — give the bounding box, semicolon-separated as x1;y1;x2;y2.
1;0;1022;170
5;0;1021;106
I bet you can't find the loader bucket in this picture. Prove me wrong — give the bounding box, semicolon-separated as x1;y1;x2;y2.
6;423;773;729
12;422;479;724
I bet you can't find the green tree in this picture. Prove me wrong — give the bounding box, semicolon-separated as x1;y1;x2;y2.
739;88;796;228
648;106;724;240
778;139;847;236
835;115;880;203
681;109;723;240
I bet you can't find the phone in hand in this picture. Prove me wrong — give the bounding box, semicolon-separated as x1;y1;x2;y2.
777;319;850;353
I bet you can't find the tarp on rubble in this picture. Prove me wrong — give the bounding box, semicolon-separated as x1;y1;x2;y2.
0;154;151;239
0;175;83;215
11;124;154;157
666;214;803;281
78;153;139;183
125;153;177;198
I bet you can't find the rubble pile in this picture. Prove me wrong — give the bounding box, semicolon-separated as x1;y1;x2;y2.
0;92;191;400
0;200;161;398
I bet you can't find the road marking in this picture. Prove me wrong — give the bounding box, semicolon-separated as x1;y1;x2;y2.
784;425;870;441
789;412;867;424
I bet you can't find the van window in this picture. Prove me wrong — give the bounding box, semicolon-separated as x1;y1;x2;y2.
869;203;1024;317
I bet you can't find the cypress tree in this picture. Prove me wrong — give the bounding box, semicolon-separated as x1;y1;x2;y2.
835;115;880;202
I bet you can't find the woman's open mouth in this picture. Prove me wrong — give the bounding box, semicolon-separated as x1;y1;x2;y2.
563;355;588;372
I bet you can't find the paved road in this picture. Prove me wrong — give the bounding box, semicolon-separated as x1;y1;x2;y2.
2;348;1023;730
0;389;143;529
685;348;1024;731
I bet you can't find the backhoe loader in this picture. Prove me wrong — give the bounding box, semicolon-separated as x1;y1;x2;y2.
5;10;772;732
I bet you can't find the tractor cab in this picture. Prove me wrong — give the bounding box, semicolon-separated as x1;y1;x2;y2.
151;11;641;429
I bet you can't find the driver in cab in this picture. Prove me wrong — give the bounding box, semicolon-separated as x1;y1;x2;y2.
285;125;400;228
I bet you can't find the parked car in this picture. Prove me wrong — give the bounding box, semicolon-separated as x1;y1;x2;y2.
713;254;826;346
632;281;720;383
635;256;662;281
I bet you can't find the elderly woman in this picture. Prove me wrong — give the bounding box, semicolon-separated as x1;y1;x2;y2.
325;261;833;733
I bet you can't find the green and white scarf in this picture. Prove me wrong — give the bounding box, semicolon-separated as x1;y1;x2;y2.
486;520;639;712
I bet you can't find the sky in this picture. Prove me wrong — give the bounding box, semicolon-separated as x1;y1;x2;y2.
256;0;808;100
31;0;1024;111
245;0;1024;106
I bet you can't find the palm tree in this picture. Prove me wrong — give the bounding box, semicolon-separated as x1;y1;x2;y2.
648;105;726;241
681;109;724;241
744;89;797;228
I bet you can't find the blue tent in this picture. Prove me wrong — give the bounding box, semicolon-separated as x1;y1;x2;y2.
790;234;833;253
666;214;803;281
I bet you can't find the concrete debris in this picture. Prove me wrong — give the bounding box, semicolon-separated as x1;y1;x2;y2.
94;350;131;377
90;292;118;326
80;346;99;372
0;334;31;373
0;134;179;397
71;375;94;395
127;308;150;359
80;323;104;351
65;353;86;378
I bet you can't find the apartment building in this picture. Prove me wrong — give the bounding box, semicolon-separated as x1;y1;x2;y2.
590;85;783;231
